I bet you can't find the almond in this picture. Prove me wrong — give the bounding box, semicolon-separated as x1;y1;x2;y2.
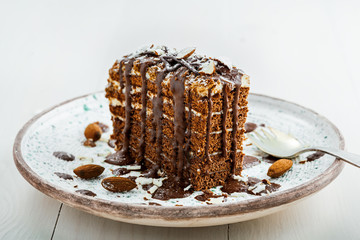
73;164;105;179
267;159;293;178
177;47;196;59
199;60;216;74
84;123;102;141
101;177;137;192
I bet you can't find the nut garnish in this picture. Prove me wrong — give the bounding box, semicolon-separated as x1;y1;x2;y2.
177;47;196;59
84;123;102;141
199;60;216;74
73;164;105;179
267;159;293;178
101;177;137;192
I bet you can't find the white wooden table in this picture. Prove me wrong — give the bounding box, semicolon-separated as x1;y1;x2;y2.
1;1;360;239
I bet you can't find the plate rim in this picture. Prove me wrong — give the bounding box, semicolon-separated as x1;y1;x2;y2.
13;91;345;222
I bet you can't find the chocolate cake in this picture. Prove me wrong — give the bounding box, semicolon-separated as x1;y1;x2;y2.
105;45;250;191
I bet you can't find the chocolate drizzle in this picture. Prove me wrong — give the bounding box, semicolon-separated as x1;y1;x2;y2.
118;60;124;89
222;83;229;157
105;59;135;166
205;87;214;162
170;68;188;180
230;85;241;174
139;60;155;166
184;89;192;171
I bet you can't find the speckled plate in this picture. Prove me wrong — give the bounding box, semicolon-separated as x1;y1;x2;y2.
13;92;344;227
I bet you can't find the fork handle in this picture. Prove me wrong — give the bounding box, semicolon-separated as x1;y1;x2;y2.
299;147;360;168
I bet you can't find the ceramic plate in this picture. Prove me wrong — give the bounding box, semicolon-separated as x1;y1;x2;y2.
13;92;344;227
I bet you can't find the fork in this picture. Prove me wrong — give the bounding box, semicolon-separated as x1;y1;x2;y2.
247;126;360;168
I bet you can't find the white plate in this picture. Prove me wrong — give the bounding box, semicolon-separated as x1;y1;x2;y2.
13;92;344;227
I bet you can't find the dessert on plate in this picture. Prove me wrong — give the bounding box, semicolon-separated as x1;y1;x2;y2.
105;45;250;191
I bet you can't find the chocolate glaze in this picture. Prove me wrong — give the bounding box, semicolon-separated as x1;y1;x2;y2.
148;202;162;206
139;60;155;166
76;189;97;197
184;89;192;171
243;155;261;169
231;85;241;174
83;139;96;147
112;168;131;176
104;59;135;166
96;122;109;132
262;155;280;163
195;190;222;202
142;183;154;191
222;176;281;195
205;87;214;162
145;70;167;177
222;83;229;158
152;178;192;201
170;68;187;180
118;60;124;89
108;139;116;148
245;122;257;133
306;151;325;162
122;59;136;162
53;151;75;161
54;172;73;180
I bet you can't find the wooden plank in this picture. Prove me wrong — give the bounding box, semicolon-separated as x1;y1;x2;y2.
53;205;228;240
229;166;359;240
0;145;61;239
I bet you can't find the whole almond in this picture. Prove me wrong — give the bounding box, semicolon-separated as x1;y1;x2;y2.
73;164;105;179
101;177;137;192
267;159;293;178
84;123;102;141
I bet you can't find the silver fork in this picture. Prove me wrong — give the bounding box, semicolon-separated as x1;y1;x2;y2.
247;126;360;168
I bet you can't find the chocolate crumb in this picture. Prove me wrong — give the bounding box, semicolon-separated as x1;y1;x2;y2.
83;139;96;147
53;151;75;161
75;189;97;197
54;172;73;180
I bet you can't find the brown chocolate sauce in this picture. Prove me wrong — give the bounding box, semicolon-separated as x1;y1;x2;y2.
108;139;116;148
53;151;75;161
142;183;154;191
170;68;187;180
139;60;155;166
127;176;137;182
222;83;229;158
118;60;124;89
149;202;162;206
306;151;325;162
54;172;73;180
184;89;192;171
195;190;222;202
245;122;257;133
152;178;192;201
262;155;280;163
205;87;214;162
83;139;96;147
231;85;241;174
112;168;131;176
221;176;281;195
96;122;109;132
243;155;261;169
76;189;97;197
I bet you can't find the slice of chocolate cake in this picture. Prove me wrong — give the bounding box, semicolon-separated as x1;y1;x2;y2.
105;45;250;191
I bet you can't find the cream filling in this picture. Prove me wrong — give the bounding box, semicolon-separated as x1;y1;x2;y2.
109;97;241;118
